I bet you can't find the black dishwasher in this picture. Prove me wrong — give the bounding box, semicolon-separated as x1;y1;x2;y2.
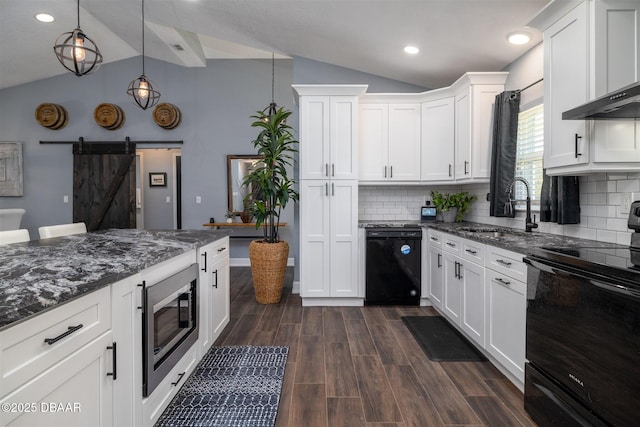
365;226;421;305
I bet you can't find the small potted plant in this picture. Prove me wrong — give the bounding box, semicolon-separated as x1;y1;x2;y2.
225;210;235;223
430;190;476;222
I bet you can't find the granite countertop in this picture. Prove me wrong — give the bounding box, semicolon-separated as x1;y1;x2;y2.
0;229;231;331
360;220;627;254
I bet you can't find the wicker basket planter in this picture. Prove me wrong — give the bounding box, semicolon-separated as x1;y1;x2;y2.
249;239;289;304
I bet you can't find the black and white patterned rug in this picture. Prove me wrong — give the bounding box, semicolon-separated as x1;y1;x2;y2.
155;345;289;427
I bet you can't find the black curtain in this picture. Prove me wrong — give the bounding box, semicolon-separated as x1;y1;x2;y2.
489;91;520;217
539;171;580;224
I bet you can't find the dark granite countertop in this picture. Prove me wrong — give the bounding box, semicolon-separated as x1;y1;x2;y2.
359;220;627;254
0;229;231;331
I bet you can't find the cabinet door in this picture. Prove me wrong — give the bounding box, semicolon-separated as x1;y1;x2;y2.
470;85;503;179
329;180;359;297
454;88;472;180
0;333;114;427
428;246;443;309
442;252;462;324
359;104;388;181
461;261;485;347
299;96;331;180
111;275;142;427
486;274;526;383
544;2;589;169
210;255;230;343
422;97;454;181
388;104;421;181
331;97;358;179
300;180;331;297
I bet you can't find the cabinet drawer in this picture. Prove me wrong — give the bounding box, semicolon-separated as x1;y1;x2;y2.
442;234;461;255
486;246;526;283
486;272;526;296
0;286;111;397
427;229;442;248
199;237;230;269
461;239;485;264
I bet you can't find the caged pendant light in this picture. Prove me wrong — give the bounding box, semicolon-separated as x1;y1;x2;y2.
127;0;160;110
53;0;103;76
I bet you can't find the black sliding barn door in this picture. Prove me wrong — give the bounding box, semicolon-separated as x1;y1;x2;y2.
73;143;136;231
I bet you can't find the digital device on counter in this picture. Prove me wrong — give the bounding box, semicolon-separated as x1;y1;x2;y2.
421;202;437;222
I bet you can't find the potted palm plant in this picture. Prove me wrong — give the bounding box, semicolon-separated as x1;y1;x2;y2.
242;107;299;303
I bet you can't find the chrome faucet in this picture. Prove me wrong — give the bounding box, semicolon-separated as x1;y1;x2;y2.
505;176;538;232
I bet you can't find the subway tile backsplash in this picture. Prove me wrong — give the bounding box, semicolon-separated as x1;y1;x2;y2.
358;172;636;245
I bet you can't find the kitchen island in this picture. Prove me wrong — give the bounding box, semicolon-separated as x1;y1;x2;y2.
0;228;231;427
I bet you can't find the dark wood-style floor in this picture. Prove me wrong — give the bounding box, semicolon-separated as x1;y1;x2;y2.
214;267;537;427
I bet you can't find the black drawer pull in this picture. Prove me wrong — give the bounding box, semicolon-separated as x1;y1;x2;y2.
495;277;511;286
465;249;477;255
107;342;117;380
213;270;218;288
201;252;207;272
430;236;439;242
217;247;226;253
44;324;83;345
496;259;512;266
172;372;186;387
437;253;441;268
446;242;456;247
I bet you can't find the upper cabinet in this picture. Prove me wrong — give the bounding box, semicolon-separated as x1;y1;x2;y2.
452;74;508;182
359;103;421;182
421;96;455;182
295;85;368;180
531;0;640;174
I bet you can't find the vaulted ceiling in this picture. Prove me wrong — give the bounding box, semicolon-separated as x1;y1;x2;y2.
0;0;549;90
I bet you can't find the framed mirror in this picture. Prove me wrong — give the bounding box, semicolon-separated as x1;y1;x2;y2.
227;154;265;214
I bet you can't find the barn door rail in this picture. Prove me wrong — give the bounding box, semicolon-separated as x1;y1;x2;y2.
40;136;183;154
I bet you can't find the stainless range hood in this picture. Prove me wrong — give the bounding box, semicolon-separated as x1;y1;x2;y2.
562;81;640;120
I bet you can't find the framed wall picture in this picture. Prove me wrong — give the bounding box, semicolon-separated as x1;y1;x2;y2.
0;142;24;196
149;172;167;187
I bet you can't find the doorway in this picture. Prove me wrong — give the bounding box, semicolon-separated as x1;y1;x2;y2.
136;148;182;230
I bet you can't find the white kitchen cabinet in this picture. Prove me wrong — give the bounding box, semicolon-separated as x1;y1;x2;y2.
442;251;462;324
300;180;359;301
421;97;455;182
294;86;367;181
111;274;143;427
426;230;444;309
359;103;421;182
533;0;640;174
198;237;230;357
485;246;527;386
454;81;505;181
0;287;114;427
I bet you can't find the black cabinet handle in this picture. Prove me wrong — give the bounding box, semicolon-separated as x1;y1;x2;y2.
325;163;329;177
446;242;456;247
201;252;207;272
575;134;582;158
384;166;387;178
137;281;146;311
332;163;335;177
213;269;218;288
217;247;226;253
465;249;477;255
448;164;452;177
454;261;459;279
495;277;511;286
496;259;512;266
464;161;469;175
390;166;393;178
171;372;186;387
437;253;441;268
332;183;335;196
44;324;83;345
107;342;117;380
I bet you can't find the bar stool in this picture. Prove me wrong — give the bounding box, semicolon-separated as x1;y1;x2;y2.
38;222;87;239
0;229;30;245
0;208;26;231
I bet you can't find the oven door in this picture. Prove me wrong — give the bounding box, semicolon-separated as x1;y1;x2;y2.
525;256;640;426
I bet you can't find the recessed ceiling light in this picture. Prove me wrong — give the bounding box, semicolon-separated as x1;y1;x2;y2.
404;46;420;55
507;32;530;45
35;13;54;23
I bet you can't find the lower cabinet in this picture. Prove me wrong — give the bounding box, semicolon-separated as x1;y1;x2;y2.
427;243;443;310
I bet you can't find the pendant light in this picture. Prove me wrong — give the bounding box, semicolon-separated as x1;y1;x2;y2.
53;0;103;76
264;52;277;120
127;0;160;110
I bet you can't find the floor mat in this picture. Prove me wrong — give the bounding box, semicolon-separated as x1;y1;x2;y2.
155;345;288;427
401;316;486;362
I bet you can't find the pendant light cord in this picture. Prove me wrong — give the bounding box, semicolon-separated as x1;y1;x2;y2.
141;0;145;75
271;52;275;104
76;0;81;27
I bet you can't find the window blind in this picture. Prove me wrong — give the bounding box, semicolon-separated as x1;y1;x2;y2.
514;104;544;207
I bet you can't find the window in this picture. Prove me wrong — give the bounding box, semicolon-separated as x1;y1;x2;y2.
514;104;544;209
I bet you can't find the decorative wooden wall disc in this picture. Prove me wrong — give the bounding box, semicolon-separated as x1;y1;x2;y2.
35;103;68;130
94;103;125;130
153;103;181;129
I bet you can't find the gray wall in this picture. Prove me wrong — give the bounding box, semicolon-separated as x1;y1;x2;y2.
0;54;427;281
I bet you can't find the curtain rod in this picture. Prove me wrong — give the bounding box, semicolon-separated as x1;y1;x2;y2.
517;78;543;93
